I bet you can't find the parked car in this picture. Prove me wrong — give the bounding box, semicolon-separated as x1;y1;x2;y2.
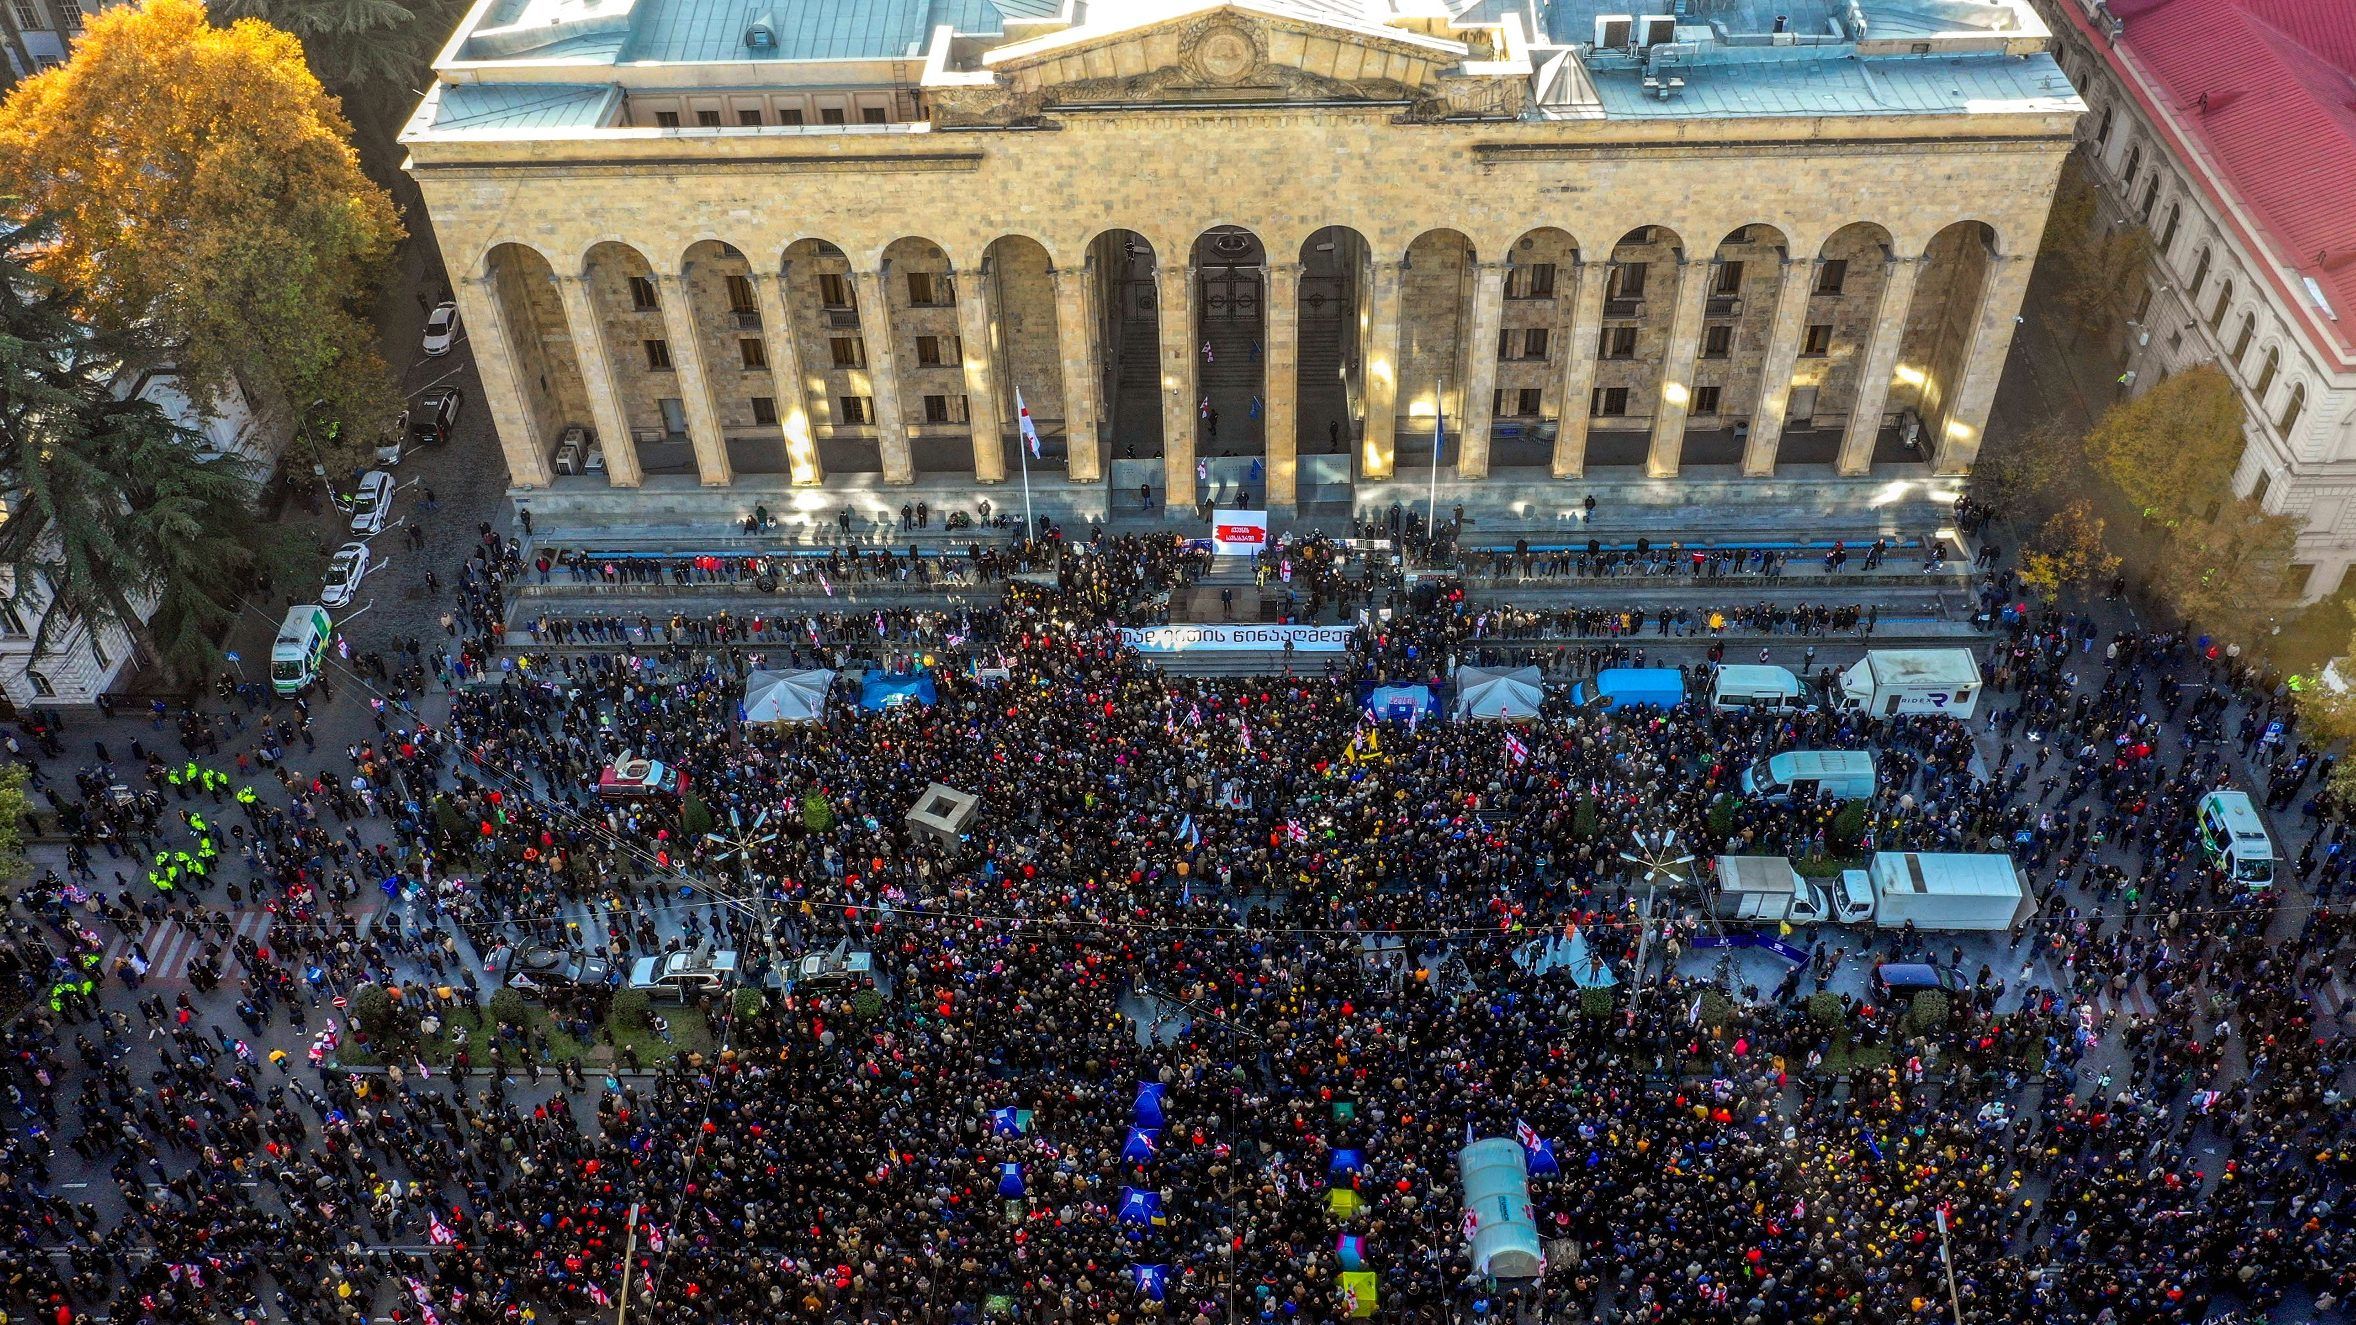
766;938;874;992
628;950;740;1001
412;387;463;446
319;542;371;609
1871;961;1964;1003
421;301;459;356
508;951;615;999
597;756;687;800
348;470;394;537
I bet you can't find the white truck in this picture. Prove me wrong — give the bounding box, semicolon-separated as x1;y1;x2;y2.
1710;856;1838;926
1858;851;2031;932
1834;648;1983;720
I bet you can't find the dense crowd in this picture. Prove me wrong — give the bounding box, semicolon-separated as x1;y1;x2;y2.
0;524;2352;1325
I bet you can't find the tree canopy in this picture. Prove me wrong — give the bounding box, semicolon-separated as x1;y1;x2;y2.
0;0;404;469
2083;366;2247;530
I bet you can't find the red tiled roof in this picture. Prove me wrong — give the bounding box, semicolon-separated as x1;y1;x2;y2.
2094;0;2356;360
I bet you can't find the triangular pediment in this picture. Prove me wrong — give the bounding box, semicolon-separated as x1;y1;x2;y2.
974;3;1463;110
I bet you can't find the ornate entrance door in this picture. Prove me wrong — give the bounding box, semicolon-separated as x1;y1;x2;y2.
1199;266;1261;322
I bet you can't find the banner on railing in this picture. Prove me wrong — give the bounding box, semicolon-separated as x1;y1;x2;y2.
1119;624;1355;654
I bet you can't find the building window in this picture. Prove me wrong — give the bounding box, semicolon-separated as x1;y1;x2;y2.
0;598;24;637
2132;284;2153;323
1591;386;1629;417
2209;282;2233;332
2158;205;2181;255
1607;262;1646;301
2122;143;2142;187
2094;105;2114;148
779;107;805;126
751;396;778;426
1814;260;1847;295
1600;325;1638;359
1517;388;1543;417
1523;327;1549;359
26;669;53;698
628;275;658;311
1802;324;1834;356
829;337;866;369
696;109;723;127
1713;261;1743;295
725;274;756;314
739;109;764;126
862;106;888;124
820;106;846;125
653;110;681;128
2253;348;2279;400
915;334;945;366
1506;263;1555;299
643;339;672;371
2230;314;2255;366
1702;324;1733;359
1693;384;1722;415
56;0;79;28
838;395;873;424
739;338;767;370
12;0;43;30
923;394;968;424
905;272;952;306
2278;384;2307;437
2187;248;2211;299
2138;177;2160;222
819;274;854;310
2250;468;2272;506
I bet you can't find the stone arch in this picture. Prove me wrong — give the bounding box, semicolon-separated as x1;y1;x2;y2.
1679;223;1791;469
1581;224;1682;467
480;241;590;485
1768;221;1896;467
780;237;877;476
2252;343;2282;403
1299;225;1371;468
2278;380;2308;441
668;239;780;478
580;240;690;476
1486;226;1578;467
874;237;967;476
1087;229;1166;486
1891;220;1999;469
2209;278;2238;331
1190;225;1267;476
979;233;1065;469
1399;228;1477;468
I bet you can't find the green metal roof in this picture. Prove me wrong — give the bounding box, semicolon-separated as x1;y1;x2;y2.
434;82;622;129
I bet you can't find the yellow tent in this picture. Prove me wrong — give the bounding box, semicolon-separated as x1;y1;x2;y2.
1329;1187;1361;1217
1339;1271;1378;1317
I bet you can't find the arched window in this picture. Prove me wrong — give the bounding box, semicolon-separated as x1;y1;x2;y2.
2210;281;2234;331
2277;383;2306;437
2187;246;2211;297
2253;348;2279;400
2231;314;2256;366
2138;176;2160;221
2158;204;2181;254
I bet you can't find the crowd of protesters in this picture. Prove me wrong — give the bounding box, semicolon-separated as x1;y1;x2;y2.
0;522;2352;1325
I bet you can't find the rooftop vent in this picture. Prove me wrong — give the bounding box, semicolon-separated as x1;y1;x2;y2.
744;9;774;49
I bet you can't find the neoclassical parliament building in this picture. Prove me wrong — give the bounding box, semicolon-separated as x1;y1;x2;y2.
402;0;2082;528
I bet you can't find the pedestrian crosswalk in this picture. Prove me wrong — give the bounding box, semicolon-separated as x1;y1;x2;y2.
103;909;275;985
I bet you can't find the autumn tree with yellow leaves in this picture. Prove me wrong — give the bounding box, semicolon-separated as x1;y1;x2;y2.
0;0;404;469
2016;501;2120;605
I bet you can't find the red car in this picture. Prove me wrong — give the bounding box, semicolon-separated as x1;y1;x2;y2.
596;757;687;800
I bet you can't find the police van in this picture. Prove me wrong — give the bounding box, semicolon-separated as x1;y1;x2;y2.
2195;789;2276;889
270;605;333;697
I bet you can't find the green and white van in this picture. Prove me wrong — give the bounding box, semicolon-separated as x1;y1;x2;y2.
2196;789;2276;889
270;605;333;697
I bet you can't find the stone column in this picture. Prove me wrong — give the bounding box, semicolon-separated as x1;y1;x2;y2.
1262;261;1302;509
1743;256;1818;477
454;273;552;489
753;269;823;486
1836;253;1922;476
1157;261;1197;511
853;267;914;485
1360;259;1404;481
1052;264;1103;484
955;270;1009;484
1644;256;1711;479
1931;253;2033;475
553;273;642;488
656;272;732;487
1456;260;1508;481
1553;259;1608;478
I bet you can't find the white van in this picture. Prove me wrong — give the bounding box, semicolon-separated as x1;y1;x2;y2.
2196;790;2276;889
1712;664;1808;712
270;605;333;697
1742;750;1877;802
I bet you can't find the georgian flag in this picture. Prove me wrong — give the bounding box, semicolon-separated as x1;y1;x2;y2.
1515;1118;1539;1151
1504;732;1531;765
1016;389;1043;458
427;1213;457;1245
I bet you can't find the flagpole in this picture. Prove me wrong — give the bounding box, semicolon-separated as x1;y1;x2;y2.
1014;387;1037;545
613;1201;640;1325
1426;376;1444;555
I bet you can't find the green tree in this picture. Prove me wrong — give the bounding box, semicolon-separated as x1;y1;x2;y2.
487;986;530;1029
609;988;652;1032
0;0;405;471
2017;500;2121;604
213;0;425;93
1905;990;1951;1033
2082;367;2246;531
0;763;27;883
0;216;273;679
2166;498;2301;641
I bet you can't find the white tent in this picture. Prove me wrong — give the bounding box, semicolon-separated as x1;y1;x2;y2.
1454;665;1545;721
742;669;836;724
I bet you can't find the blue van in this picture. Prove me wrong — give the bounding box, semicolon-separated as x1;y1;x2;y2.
1570;667;1685;709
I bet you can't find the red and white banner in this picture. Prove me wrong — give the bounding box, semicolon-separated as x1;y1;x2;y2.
1209;508;1268;556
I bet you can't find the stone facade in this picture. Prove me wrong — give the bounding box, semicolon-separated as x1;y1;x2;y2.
406;0;2079;520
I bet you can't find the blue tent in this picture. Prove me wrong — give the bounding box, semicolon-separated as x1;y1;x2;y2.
1135;1082;1166;1129
859;669;938;711
1130;1265;1170;1300
1123;1128;1160;1165
1117;1186;1165;1225
1362;683;1438;722
998;1162;1026;1198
